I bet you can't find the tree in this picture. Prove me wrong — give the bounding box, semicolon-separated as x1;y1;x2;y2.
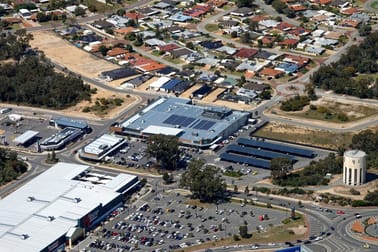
230;31;238;38
74;7;86;17
305;84;317;100
244;186;250;195
234;185;238;193
180;159;227;202
270;157;293;180
359;23;372;37
236;0;254;7
239;225;251;238
36;12;50;22
240;32;251;44
185;41;194;49
162;172;173;184
99;45;109;56
117;8;126;16
147;134;180;170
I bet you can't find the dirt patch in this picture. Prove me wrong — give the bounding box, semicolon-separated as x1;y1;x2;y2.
288;225;307;235
61;88;137;119
30;31;118;79
29;31;139;120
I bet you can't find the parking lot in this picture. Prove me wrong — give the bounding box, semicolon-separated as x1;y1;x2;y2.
0;113;57;149
85;191;289;251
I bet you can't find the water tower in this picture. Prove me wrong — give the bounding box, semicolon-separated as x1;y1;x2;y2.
343;150;367;186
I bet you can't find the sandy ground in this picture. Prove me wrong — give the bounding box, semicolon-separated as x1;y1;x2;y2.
202;88;226;102
180;84;202;98
30;31;117;79
29;31;139;120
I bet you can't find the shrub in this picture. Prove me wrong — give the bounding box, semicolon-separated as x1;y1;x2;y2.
350;188;361;195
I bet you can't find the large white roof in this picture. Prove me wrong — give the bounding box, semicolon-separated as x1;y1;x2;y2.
13;130;39;144
141;125;183;136
0;162;137;252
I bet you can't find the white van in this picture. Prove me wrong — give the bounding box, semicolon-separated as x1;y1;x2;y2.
0;108;11;114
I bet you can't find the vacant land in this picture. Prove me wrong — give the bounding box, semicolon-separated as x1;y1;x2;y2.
254;122;354;149
275;97;378;123
30;31;117;79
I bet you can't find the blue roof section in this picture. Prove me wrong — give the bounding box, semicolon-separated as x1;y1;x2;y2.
237;138;315;158
192;85;213;97
226;144;296;162
160;78;183;91
220;152;271;169
171;80;191;93
276;62;298;73
275;246;301;252
168;12;192;22
55;117;88;130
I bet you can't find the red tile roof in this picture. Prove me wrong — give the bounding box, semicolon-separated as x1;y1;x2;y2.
125;12;145;20
157;43;180;52
107;47;127;57
278;39;299;47
234;48;258;59
260;68;283;77
276;22;294;31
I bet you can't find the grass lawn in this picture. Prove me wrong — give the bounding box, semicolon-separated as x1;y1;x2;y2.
254;122;354;149
84;0;120;13
181;214;306;252
288;101;378;123
371;0;378;9
164;56;185;65
205;23;220;32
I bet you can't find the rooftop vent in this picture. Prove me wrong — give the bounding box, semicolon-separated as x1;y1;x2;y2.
27;196;35;202
20;234;29;240
73;197;81;203
47;216;55;222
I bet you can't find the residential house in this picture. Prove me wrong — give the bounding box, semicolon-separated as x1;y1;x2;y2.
207;0;227;8
236;87;258;99
183;4;212;18
283;54;310;67
276;22;294;31
234;48;258;59
100;67;140;81
157;43;181;54
243;82;269;93
106;15;129;28
107;47;128;58
305;46;325;55
324;31;342;40
120;74;153;88
216;46;237;55
137;7;160;16
168;12;192;22
278;38;299;49
93;20;113;30
172;48;195;59
230;7;253;17
259;68;284;79
338;19;360;28
145;38;166;47
219;20;239;28
125;12;146;20
199;40;223;50
275;62;298;74
289;4;307;12
260;35;276;47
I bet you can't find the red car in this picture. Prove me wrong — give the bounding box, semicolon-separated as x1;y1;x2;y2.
336;210;345;215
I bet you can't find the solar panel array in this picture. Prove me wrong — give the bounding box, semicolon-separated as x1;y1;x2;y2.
163;115;196;127
226;145;296;162
220;153;270;169
193;120;216;130
237;138;315;158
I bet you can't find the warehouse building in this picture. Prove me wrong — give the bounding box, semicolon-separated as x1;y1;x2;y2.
40;127;83;151
110;97;249;148
0;162;139;252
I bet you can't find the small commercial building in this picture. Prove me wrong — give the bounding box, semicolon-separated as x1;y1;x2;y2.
13;130;39;146
0;162;139;252
79;134;127;161
343;150;367;186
